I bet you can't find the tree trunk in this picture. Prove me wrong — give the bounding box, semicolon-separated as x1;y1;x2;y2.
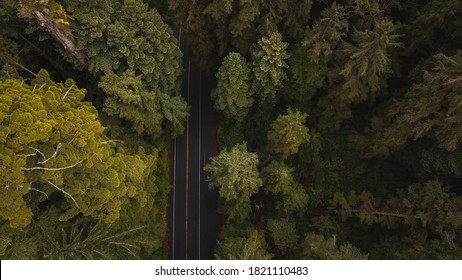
34;11;88;67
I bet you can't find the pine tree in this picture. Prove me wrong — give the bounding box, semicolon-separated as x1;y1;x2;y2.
204;143;262;201
302;3;348;62
267;108;310;159
204;143;262;220
340;20;403;101
355;51;462;157
61;0;187;137
212;52;254;124
252;31;290;104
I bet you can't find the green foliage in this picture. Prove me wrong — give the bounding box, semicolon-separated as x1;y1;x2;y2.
261;161;308;214
202;0;313;53
333;181;462;236
205;143;262;201
267;218;299;255
302;233;368;260
407;0;462;51
0;71;150;227
252;31;290;104
42;218;144;260
267;108;310;159
62;0;187;137
215;229;273;260
204;143;262;221
4;0;462;261
100;70;162;136
212;53;254;124
356;51;462;157
302;3;347;62
339;20;403;101
19;0;71;27
204;0;263;39
218;119;245;148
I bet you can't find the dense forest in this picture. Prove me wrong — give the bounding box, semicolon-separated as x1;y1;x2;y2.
1;0;462;260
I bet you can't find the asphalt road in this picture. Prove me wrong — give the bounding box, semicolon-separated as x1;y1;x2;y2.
170;35;221;260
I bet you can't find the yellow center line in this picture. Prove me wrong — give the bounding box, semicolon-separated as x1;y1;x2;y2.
185;60;191;259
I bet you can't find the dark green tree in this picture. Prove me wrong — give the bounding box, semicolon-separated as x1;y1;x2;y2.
354;51;462;158
261;161;308;214
62;0;187;137
301;233;368;260
267;218;299;255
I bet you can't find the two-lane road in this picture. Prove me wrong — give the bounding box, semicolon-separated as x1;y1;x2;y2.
170;36;221;260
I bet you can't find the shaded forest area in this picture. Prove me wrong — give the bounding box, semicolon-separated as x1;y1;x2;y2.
1;0;462;259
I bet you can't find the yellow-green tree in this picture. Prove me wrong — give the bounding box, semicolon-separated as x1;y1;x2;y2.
0;70;151;228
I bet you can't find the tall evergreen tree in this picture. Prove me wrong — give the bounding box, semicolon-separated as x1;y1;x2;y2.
252;31;290;105
267;108;310;159
212;52;254;124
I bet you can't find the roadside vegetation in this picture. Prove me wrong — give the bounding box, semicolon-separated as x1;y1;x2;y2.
1;0;462;259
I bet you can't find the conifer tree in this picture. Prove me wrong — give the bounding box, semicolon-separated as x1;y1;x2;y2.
204;143;262;201
355;51;462;157
204;143;262;220
62;0;187;137
267;108;310;159
267;218;299;255
261;161;308;214
252;31;290;104
212;52;254;124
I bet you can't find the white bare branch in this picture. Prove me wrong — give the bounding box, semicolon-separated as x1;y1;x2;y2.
15;63;36;76
29;187;49;200
38;83;46;91
27;146;46;161
101;140;125;145
23;153;38;157
38;143;62;165
21;160;83;171
47;180;80;209
62;84;75;100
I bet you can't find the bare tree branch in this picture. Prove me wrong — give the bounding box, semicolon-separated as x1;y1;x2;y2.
38;83;46;90
26;146;46;161
15;63;36;76
29;187;49;200
21;160;83;171
62;85;75;100
352;209;408;219
101;140;125;145
38;143;62;165
47;180;80;209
